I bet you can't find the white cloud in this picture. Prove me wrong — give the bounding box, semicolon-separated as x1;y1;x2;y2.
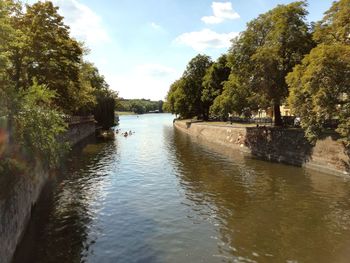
202;2;240;24
52;0;110;46
136;64;177;78
105;64;179;100
150;22;162;30
175;29;239;51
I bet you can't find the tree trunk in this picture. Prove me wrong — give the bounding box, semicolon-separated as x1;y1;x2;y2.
273;103;282;126
7;111;14;146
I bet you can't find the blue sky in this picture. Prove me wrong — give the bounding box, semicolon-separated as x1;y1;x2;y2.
27;0;334;100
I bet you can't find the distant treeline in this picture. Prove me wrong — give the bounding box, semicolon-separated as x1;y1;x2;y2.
116;99;164;114
164;0;349;144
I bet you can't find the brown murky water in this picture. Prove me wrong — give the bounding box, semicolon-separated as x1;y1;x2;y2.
13;114;350;263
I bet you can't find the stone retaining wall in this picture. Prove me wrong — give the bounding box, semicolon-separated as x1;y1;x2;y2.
174;120;349;177
0;119;96;263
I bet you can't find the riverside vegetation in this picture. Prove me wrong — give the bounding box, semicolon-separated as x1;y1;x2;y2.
164;0;350;145
0;1;117;179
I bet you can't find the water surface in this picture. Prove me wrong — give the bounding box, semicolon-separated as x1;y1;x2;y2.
14;114;350;263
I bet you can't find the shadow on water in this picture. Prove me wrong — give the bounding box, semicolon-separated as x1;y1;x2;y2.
12;136;108;263
167;128;350;262
12;136;162;263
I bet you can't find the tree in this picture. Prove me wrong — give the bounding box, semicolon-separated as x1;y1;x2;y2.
14;81;68;168
228;1;314;125
8;1;84;113
79;62;117;129
313;0;350;45
0;0;13;112
166;54;212;119
287;0;350;144
181;54;212;118
287;44;350;143
163;79;181;114
202;54;230;120
210;74;251;119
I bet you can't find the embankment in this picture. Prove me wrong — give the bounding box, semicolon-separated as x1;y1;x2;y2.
174;120;349;177
0;116;96;263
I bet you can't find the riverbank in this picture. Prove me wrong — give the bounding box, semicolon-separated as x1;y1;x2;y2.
174;120;350;177
0;117;96;263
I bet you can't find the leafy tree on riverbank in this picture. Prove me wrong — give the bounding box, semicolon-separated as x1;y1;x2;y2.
202;55;230;120
227;1;314;125
0;0;118;174
79;61;118;129
164;55;212;119
287;0;350;144
210;74;251;119
164;2;313;125
7;1;85;113
14;82;69;168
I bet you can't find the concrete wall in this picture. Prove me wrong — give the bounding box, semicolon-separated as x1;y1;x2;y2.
64;119;96;146
0;119;95;263
174;120;350;177
0;165;48;263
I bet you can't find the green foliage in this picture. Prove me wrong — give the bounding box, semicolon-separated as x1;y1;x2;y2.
117;99;164;114
287;43;350;143
94;96;116;130
0;1;118;173
165;54;212;119
202;54;230;120
210;75;251;119
313;0;350;45
0;0;16;115
5;1;85;113
15;82;68;168
287;0;350;144
228;1;314;125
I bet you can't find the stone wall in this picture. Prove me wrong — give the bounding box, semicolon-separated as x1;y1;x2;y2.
0;165;48;263
0;118;96;263
64;117;96;146
174;120;349;177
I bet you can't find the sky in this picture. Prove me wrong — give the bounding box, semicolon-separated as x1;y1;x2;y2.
26;0;335;100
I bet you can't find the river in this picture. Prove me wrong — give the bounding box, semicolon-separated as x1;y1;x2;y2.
13;114;350;263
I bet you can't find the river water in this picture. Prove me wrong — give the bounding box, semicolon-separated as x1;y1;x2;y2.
13;114;350;263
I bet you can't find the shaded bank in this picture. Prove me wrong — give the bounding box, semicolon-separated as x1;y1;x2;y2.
0;118;96;263
174;120;349;177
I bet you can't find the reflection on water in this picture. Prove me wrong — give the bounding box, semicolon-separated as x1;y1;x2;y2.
13;114;350;263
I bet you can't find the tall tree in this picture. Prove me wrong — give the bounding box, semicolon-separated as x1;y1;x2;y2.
9;1;83;113
181;54;212;118
201;54;230;120
228;1;314;125
312;0;350;45
287;0;350;144
163;79;182;114
79;62;117;129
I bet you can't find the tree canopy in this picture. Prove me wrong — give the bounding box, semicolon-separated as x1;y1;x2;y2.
0;0;118;172
227;1;314;125
164;0;349;144
165;54;213;119
287;0;350;144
